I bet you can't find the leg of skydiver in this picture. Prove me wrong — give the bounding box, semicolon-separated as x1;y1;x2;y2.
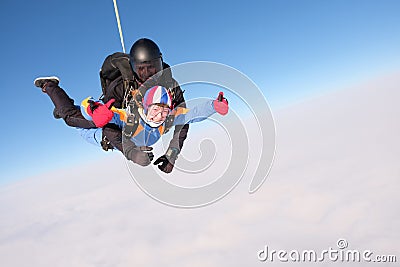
34;77;96;129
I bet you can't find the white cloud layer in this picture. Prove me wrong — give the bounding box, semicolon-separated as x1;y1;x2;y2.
1;73;399;266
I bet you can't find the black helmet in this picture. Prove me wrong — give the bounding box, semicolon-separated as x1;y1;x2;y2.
129;38;163;82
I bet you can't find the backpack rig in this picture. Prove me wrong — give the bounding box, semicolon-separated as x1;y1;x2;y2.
99;52;176;140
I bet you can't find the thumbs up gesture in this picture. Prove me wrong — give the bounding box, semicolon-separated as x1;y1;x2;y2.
87;99;116;127
213;92;229;115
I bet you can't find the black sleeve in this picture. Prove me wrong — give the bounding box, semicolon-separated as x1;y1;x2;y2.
102;77;126;109
103;124;123;151
103;125;142;162
168;80;190;151
169;124;190;150
121;135;140;161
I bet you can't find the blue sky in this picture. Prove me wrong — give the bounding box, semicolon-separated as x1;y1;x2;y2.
0;0;399;183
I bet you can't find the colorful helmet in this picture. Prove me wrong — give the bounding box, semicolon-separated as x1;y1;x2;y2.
143;86;172;113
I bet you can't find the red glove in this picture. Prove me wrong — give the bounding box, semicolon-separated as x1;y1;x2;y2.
87;99;116;127
213;92;229;115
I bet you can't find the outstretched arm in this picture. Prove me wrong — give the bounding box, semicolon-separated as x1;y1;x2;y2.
173;92;229;125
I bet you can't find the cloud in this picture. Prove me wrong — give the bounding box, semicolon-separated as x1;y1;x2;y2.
1;73;399;266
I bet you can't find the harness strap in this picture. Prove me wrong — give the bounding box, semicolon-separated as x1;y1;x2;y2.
163;114;175;134
123;100;140;137
161;87;176;134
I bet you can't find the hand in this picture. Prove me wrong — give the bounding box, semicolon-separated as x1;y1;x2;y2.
131;146;154;166
87;99;115;127
213;92;229;115
122;135;154;166
154;147;180;173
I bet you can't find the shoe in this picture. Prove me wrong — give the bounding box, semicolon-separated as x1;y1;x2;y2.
34;76;60;92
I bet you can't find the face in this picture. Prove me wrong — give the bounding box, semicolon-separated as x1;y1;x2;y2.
146;104;170;123
134;58;163;82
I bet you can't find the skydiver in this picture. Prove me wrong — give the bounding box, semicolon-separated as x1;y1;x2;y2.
35;38;190;173
34;77;229;170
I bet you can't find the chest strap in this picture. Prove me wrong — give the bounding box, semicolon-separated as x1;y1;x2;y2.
123;100;140;137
